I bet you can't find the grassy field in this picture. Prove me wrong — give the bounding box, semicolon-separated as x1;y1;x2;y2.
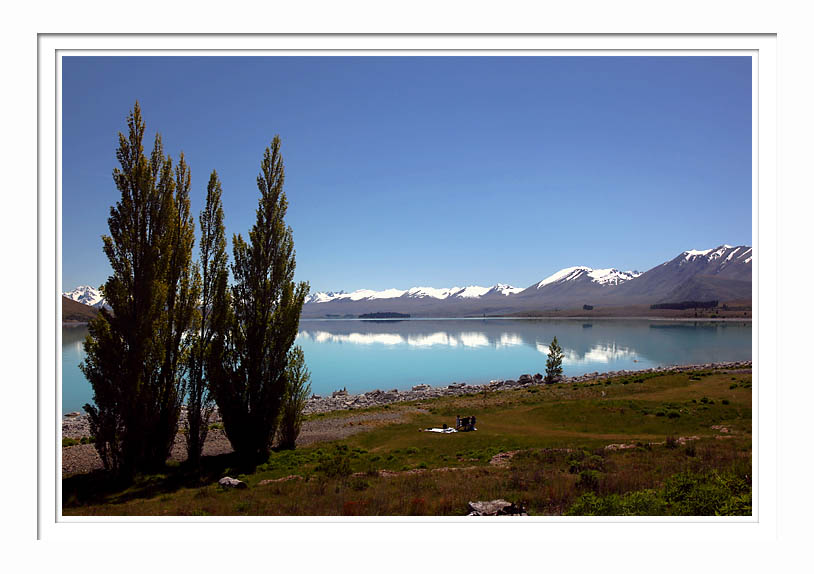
62;368;752;516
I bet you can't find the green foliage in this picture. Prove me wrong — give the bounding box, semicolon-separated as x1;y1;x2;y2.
211;136;310;464
81;102;199;477
566;468;751;516
315;451;353;478
545;337;564;383
277;346;312;450
577;469;602;491
185;170;230;467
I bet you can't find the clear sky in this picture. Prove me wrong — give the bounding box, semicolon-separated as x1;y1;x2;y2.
62;56;752;293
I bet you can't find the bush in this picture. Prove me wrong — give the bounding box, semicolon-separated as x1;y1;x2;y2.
316;451;352;478
277;346;312;450
577;469;602;491
566;468;751;516
665;436;679;449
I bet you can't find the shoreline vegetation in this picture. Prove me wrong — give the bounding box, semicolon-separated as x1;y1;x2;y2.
63;360;752;516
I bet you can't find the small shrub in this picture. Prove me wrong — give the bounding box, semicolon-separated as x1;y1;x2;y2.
316;452;352;478
577;469;602;491
722;399;730;405
667;410;681;419
684;443;697;457
665;436;679;449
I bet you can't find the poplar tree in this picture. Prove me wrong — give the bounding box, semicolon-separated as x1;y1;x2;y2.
211;136;309;464
81;103;197;476
277;346;311;450
545;336;565;383
185;170;230;467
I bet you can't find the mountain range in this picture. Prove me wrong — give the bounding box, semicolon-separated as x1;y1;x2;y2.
63;244;752;319
300;244;752;318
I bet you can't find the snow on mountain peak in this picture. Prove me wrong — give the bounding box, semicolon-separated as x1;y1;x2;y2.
487;283;524;296
586;268;642;285
63;285;105;307
681;244;751;264
535;266;592;289
535;266;639;289
449;285;491;299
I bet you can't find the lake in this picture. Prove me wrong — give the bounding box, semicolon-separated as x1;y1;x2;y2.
61;318;752;414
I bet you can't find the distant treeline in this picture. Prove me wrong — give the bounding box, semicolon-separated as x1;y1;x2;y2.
359;312;411;319
650;300;718;310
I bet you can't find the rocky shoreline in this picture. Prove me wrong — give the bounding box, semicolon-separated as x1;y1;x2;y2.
62;360;752;437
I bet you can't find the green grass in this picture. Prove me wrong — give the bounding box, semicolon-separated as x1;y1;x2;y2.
62;369;752;516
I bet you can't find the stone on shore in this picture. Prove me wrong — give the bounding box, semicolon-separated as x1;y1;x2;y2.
218;476;248;489
467;499;528;516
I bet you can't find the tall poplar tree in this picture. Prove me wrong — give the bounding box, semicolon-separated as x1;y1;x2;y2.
81;103;197;476
185;170;230;467
211;136;309;464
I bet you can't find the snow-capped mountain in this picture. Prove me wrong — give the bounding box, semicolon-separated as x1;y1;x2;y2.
615;244;752;303
62;285;106;308
302;244;751;317
68;244;752;319
676;245;752;273
305;283;525;306
305;290;347;304
483;283;525;297
531;267;642;289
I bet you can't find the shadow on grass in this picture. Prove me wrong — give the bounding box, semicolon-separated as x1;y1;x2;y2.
62;451;254;508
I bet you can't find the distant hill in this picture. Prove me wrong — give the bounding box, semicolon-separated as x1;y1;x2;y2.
62;296;99;323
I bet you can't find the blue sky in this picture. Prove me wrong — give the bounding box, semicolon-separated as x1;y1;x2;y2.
62;56;751;293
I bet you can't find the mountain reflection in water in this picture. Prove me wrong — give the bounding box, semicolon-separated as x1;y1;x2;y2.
62;318;751;413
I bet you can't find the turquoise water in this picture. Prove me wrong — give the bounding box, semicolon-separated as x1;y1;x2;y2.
61;318;752;414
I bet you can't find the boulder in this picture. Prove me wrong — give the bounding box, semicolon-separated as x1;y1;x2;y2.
218;476;248;489
467;499;528;516
518;374;533;384
412;384;431;391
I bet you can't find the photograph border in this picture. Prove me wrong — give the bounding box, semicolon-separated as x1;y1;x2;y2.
39;33;777;540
